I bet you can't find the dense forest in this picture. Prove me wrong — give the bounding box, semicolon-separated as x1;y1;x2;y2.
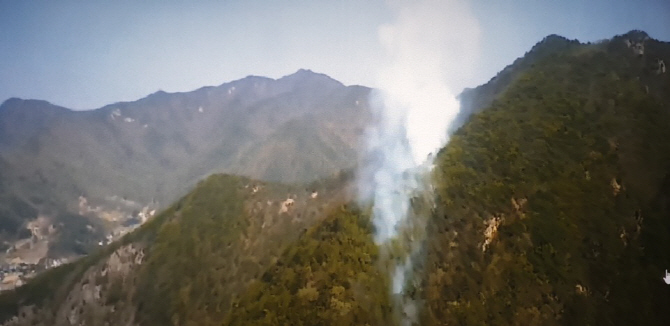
226;206;393;325
424;31;670;324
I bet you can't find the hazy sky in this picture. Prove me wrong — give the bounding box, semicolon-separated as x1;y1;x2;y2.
1;0;669;110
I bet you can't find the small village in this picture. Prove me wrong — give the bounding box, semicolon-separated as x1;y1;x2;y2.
0;197;158;292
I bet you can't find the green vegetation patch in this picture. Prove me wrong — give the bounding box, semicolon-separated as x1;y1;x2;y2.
225;205;393;326
424;37;670;325
133;174;249;325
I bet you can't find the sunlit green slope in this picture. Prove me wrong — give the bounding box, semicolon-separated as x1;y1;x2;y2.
424;30;670;325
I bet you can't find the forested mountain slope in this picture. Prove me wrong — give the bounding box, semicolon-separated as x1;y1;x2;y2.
214;31;670;326
0;172;355;325
424;30;670;325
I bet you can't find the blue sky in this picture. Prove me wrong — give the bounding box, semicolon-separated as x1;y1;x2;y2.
1;0;669;110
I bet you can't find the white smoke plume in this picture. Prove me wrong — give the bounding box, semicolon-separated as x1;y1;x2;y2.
357;0;479;323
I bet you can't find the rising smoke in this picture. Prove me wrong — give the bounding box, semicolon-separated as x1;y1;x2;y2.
357;0;479;324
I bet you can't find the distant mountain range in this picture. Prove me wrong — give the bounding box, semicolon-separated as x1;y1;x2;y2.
0;69;371;256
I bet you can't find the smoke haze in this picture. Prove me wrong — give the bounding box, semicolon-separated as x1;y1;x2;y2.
358;0;480;323
377;0;479;163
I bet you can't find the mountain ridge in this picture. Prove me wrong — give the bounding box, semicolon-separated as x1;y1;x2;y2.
0;68;372;261
0;69;346;112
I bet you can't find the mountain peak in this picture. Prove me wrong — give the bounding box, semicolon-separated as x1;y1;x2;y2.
145;90;170;101
529;34;580;54
150;90;168;96
1;97;41;107
0;98;69;113
0;97;24;109
618;29;650;42
295;68;314;75
278;69;344;88
282;68;328;79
